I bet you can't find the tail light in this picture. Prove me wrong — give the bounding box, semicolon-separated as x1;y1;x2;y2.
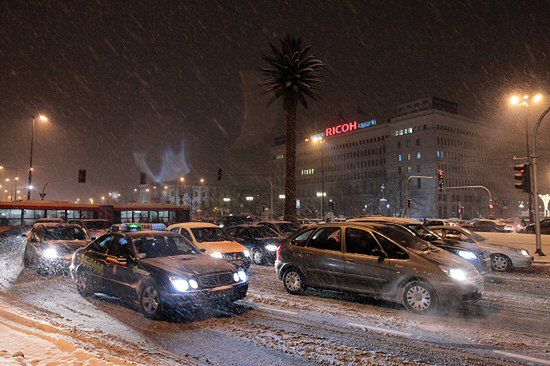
276;244;282;262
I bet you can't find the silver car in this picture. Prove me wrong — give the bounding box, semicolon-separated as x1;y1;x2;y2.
429;226;532;271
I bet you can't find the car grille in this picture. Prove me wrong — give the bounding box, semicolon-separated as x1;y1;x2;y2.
198;272;235;289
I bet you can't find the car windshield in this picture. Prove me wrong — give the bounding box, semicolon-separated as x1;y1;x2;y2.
84;220;111;230
373;225;430;251
132;234;198;258
405;224;441;242
42;227;87;241
190;227;230;242
250;227;278;238
278;223;299;233
458;227;486;242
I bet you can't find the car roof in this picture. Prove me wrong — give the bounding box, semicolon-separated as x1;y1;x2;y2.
168;222;219;229
259;220;292;224
125;230;179;237
347;216;422;225
34;223;81;228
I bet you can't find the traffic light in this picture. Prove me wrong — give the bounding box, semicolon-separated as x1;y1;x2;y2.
217;168;223;181
78;169;86;183
329;200;336;211
437;170;444;191
407;198;412;208
513;163;531;193
140;172;147;185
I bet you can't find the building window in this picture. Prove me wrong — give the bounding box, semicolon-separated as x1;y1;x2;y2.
416;152;421;159
417;178;421;189
407;166;412;173
407;153;411;160
397;167;401;173
416;138;420;146
398;154;403;162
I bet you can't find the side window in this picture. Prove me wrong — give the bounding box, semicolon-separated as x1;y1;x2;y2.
345;228;382;256
108;236;133;258
90;235;113;254
307;227;342;251
180;229;193;242
170;228;180;233
373;233;408;259
291;229;315;247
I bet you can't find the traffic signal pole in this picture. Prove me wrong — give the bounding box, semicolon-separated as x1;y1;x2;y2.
443;185;493;217
530;105;550;256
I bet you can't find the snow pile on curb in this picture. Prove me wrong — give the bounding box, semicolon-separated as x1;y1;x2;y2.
0;299;141;365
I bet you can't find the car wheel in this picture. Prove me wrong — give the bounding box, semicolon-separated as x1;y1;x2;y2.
76;270;93;297
402;281;436;313
140;282;163;319
252;249;264;265
491;254;512;272
283;268;306;295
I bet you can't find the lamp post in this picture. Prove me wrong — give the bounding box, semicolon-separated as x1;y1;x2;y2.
27;114;49;200
509;94;543;221
308;136;326;219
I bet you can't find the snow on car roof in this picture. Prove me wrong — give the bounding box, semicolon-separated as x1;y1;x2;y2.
168;222;219;229
348;216;422;225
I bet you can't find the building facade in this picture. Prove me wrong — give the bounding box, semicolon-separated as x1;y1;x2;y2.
271;97;524;219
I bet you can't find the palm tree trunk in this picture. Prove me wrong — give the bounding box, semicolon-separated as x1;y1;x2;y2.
283;97;298;222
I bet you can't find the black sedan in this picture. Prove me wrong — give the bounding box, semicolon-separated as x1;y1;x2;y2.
226;225;282;265
70;231;249;319
23;223;90;274
522;219;550;234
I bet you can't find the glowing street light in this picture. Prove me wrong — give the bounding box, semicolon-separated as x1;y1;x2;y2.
200;178;205;184
28;114;50;200
309;136;326;219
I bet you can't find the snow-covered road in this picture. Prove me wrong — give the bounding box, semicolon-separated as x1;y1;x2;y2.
1;233;549;365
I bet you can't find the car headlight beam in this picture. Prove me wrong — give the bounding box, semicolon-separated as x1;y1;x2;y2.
440;266;468;281
233;273;240;282
169;276;190;292
264;244;278;252
243;249;250;258
210;251;223;259
238;270;247;282
458;250;477;260
42;247;58;259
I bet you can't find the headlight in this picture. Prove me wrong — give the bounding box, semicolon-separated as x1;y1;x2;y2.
238;270;247;282
440;266;467;281
458;250;477;260
188;279;199;289
243;249;250;258
518;249;530;257
169;276;189;292
42;247;58;259
264;244;278;252
233;273;240;282
210;251;223;259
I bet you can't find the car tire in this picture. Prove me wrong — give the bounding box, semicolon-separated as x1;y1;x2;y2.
252;249;265;265
139;281;163;319
282;268;306;295
402;281;437;313
491;254;512;272
76;270;93;297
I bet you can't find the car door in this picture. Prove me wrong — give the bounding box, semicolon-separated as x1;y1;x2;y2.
105;235;139;299
342;227;393;293
301;227;345;288
83;234;114;291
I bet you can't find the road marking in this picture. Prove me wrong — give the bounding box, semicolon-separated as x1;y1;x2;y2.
348;322;412;338
259;305;298;316
493;350;550;365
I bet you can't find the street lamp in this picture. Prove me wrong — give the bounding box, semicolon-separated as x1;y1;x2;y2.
308;136;326;219
27;114;49;200
509;93;543;221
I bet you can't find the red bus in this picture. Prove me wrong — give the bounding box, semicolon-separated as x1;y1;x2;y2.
0;201;190;227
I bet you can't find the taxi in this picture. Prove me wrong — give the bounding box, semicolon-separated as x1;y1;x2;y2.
167;222;251;269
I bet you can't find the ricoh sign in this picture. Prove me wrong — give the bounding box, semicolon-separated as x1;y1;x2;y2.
312;119;377;139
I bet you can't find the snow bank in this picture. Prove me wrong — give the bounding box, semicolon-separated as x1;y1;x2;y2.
0;299;141;366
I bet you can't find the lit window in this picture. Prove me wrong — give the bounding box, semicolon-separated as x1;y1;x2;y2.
398;154;403;162
416;152;421;159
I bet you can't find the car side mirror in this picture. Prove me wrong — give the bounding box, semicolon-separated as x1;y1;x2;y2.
200;248;207;253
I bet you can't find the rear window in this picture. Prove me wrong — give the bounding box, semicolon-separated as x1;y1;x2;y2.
291;229;315;246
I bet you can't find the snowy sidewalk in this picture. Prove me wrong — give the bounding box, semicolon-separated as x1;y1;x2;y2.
0;299;144;366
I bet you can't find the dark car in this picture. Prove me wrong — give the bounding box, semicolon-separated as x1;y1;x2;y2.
70;231;248;319
467;220;509;233
220;215;254;228
257;221;301;238
226;225;282;265
68;219;112;239
522;219;550;234
349;217;491;275
276;223;483;313
23;223;90;274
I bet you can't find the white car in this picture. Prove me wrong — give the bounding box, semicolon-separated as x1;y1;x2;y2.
429;226;532;272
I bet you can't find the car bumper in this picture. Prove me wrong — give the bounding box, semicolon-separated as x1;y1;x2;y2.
35;254;73;272
509;254;533;268
436;278;484;304
162;282;249;305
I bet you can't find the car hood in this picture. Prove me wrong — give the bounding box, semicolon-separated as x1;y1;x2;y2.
140;254;237;277
476;241;519;254
436;239;482;252
43;240;88;252
413;247;474;268
194;241;246;253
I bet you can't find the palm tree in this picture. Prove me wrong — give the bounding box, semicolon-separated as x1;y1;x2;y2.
260;34;324;222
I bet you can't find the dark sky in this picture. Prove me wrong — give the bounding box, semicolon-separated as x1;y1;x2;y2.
1;1;549;201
